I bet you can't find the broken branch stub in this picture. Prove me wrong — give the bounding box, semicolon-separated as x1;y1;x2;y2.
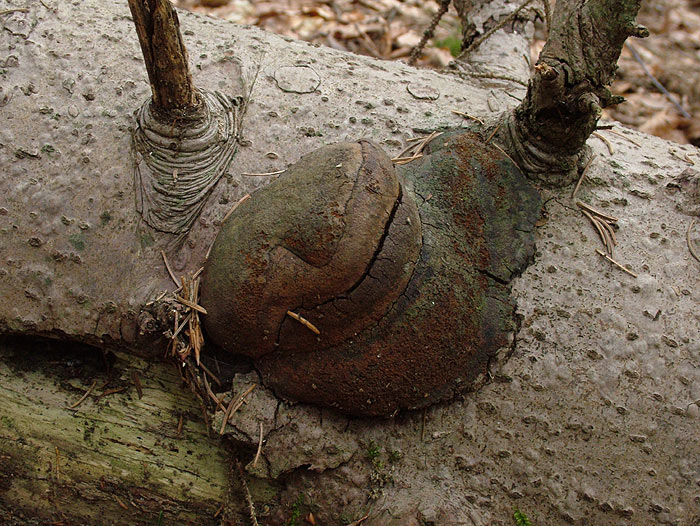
497;0;648;186
127;0;200;115
200;133;541;416
128;0;244;235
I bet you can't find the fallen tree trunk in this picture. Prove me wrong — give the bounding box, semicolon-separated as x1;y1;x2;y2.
1;1;699;525
0;336;232;525
0;0;530;347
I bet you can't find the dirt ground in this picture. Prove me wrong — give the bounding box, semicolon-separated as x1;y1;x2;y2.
174;0;700;147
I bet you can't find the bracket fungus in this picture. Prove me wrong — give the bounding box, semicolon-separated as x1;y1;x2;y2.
123;0;542;417
201;132;541;416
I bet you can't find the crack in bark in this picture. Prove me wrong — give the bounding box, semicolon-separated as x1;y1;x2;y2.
275;183;405;349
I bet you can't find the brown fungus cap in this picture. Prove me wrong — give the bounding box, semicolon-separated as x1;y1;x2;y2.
201;132;541;416
201;140;421;359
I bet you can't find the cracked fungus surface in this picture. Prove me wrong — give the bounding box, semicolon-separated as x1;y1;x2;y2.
201;132;541;416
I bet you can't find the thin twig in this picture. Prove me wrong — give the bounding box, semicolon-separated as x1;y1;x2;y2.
604;128;642;147
97;386;129;400
581;209;610;254
393;131;439;163
575;201;618;222
174;295;207;314
414;131;441;154
451;110;485;125
348;514;370;526
395;141;421;159
253;421;264;468
145;290;168;306
454;70;529;87
599;220;614;257
392;154;425;164
408;0;451;66
286;310;321;335
199;360;222;387
354;22;381;58
234;458;259;526
176;414;184;437
406;135;432;143
0;8;30;15
241;169;285;177
541;0;551;35
688;218;700;263
131;371;143;399
571;155;595;199
461;0;536;57
592;132;613;155
114;495;128;510
599;218;618;248
490;143;523;174
55;447;60;480
485;123;501;144
161;250;180;288
222;193;251;224
670;149;696;165
595;249;638;278
219;384;257;434
625;42;691;119
68;380;97;409
171;312;192;340
203;373;226;411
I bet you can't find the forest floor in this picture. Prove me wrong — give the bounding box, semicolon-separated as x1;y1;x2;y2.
175;0;700;147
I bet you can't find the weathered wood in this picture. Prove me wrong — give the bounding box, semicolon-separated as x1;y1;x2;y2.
0;337;230;525
1;1;699;525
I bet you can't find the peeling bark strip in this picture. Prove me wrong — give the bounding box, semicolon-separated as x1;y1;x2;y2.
497;0;648;186
128;0;200;113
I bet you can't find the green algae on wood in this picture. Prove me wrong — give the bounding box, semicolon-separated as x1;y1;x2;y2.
0;338;228;525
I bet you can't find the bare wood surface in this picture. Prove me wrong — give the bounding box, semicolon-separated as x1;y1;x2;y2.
0;338;229;525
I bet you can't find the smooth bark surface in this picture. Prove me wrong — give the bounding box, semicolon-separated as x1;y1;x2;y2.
0;0;529;351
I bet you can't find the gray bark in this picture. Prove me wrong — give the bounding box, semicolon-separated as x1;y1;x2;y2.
0;1;699;525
